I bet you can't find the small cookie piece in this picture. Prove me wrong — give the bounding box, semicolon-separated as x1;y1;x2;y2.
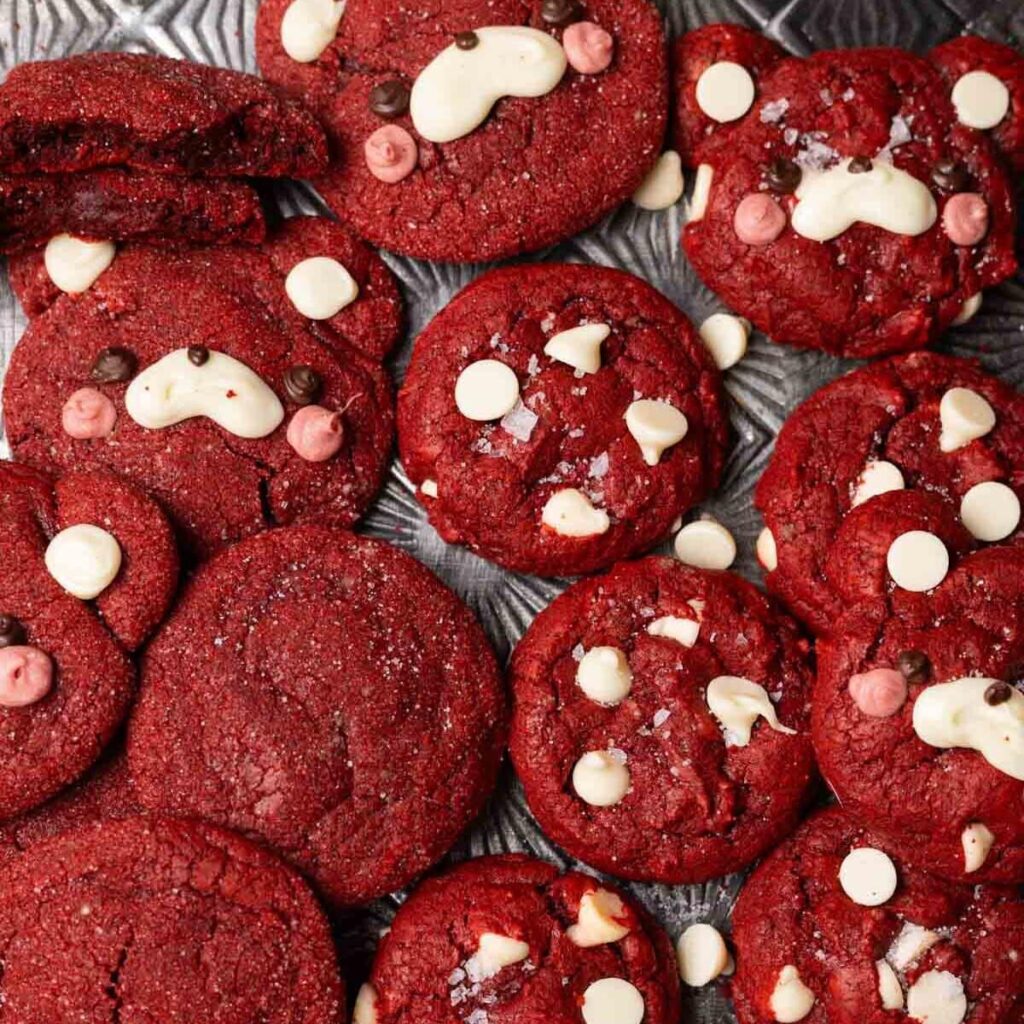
358;854;680;1024
128;526;506;906
0;816;344;1022
398;263;728;577
510;557;815;882
731;809;1024;1024
755;352;1024;633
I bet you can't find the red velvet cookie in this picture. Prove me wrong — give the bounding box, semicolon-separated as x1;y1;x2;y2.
0;463;177;821
814;535;1024;884
731;808;1024;1024
0;51;327;177
256;0;667;262
755;352;1024;634
128;526;506;907
4;216;401;559
398;263;728;577
509;557;815;883
0;816;344;1023
682;45;1017;357
356;854;679;1024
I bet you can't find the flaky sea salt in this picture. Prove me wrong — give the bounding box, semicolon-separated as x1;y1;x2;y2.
500;401;538;442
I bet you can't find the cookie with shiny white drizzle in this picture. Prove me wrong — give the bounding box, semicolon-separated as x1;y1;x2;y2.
4;216;402;559
0;463;177;821
398;263;727;577
731;808;1024;1024
355;854;680;1024
510;557;814;883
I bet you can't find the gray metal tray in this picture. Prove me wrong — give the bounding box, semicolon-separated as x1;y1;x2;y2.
1;0;1021;1019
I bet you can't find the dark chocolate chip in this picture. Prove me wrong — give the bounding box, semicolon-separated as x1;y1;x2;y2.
455;31;479;50
0;614;26;649
91;347;136;383
766;157;802;193
984;681;1013;706
848;156;873;174
931;159;969;192
369;80;410;119
187;345;210;367
283;365;322;405
541;0;583;26
897;649;931;684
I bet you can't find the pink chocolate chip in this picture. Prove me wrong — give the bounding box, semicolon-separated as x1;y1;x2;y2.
563;22;614;75
365;125;418;183
848;668;908;718
942;192;989;246
287;405;344;462
62;387;116;439
0;646;53;708
734;193;786;245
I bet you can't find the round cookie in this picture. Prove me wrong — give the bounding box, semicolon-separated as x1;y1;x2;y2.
0;816;343;1023
0;462;176;821
355;853;680;1024
4;216;402;559
682;45;1018;357
255;0;668;262
755;352;1024;634
398;263;728;577
731;808;1024;1024
814;532;1024;885
128;525;506;907
509;557;815;882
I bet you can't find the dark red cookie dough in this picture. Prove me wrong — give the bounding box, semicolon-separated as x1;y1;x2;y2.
510;557;815;883
5;216;402;559
398;263;728;577
814;541;1024;884
0;463;177;821
0;169;265;253
683;45;1018;357
128;526;507;907
0;51;327;177
755;352;1024;634
359;854;679;1024
731;808;1024;1024
672;23;784;168
0;816;344;1023
256;0;667;262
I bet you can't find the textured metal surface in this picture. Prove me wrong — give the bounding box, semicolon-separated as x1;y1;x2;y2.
1;0;1023;1018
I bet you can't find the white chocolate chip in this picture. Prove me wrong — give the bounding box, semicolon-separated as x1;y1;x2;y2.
470;933;530;978
410;27;566;143
420;479;438;498
676;923;729;987
541;489;610;538
580;978;645;1024
886;531;949;592
624;400;688;466
280;0;344;62
576;647;633;706
906;970;967;1024
952;70;1010;130
45;524;122;600
876;960;904;1011
706;676;796;747
454;360;520;421
887;922;940;971
770;965;815;1023
699;313;749;370
44;234;115;294
572;750;630;807
851;459;905;508
695;61;755;123
648;615;700;648
688;164;714;222
567;889;631;947
284;256;358;319
912;676;1024;781
838;847;898;907
125;349;285;440
939;387;995;452
756;526;778;572
674;519;736;570
632;151;685;210
952;292;982;326
960;480;1020;541
961;822;996;874
352;982;378;1024
543;323;610;374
